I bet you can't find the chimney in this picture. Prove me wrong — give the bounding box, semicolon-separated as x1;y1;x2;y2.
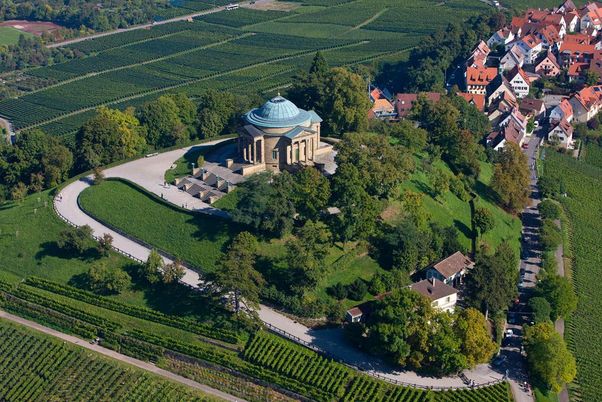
431;278;436;286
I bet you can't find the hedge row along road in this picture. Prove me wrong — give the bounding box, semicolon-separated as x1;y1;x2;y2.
54;140;515;392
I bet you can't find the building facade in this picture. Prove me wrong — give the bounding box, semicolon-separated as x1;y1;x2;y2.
237;95;332;176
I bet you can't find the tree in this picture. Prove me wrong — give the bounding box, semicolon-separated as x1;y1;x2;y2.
212;232;265;314
387;119;428;151
523;322;576;393
230;172;296;237
75;107;146;170
162;260;185;284
10;182;27;202
97;233;113;256
57;225;93;255
474;207;495;235
347;279;368;301
465;242;519;315
400;190;430;229
585;70;600;86
137;95;182;147
286;220;332;292
536;275;577;321
92;167;105;185
491;142;530;213
197;89;236;138
529;297;552;323
454;308;497;368
539;199;561;220
167;92;197;125
430;168;450;199
88;262;131;294
320;67;371;133
424;313;467;376
139;249;163;285
540;219;562;251
292;167;330;220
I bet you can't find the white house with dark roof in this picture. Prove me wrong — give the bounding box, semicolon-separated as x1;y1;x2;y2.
410;279;458;313
423;251;475;287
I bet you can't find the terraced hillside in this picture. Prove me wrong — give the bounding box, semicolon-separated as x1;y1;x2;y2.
0;319;219;402
0;0;491;137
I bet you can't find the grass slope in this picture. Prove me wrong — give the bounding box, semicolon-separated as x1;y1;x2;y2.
543;149;602;402
0;319;219;401
0;26;32;45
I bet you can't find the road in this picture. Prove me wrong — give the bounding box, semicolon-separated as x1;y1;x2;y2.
46;0;264;49
0;310;245;402
54;142;509;390
495;129;546;402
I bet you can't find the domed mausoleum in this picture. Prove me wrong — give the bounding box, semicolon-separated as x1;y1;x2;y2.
237;95;332;175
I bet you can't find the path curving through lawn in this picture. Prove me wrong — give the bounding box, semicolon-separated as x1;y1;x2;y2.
55;141;510;391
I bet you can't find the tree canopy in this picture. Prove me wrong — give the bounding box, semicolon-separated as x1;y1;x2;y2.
491;142;530;213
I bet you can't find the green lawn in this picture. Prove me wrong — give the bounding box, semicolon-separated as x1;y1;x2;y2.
386;156;521;254
0;26;32;45
543;148;602;401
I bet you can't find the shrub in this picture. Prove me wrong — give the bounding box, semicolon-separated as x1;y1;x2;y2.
539;199;561;220
57;225;93;254
328;283;348;300
540;219;562;252
347;279;368;301
529;297;551;323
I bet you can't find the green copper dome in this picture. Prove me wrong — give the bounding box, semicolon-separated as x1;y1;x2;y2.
245;95;312;128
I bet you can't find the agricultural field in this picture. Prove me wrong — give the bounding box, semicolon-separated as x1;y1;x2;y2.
0;319;218;402
0;0;495;137
542;147;602;402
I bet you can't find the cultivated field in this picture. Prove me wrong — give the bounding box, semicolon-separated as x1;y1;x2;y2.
0;319;218;401
542;148;602;402
0;0;491;137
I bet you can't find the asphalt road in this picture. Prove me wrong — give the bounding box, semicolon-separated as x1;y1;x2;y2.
0;310;245;402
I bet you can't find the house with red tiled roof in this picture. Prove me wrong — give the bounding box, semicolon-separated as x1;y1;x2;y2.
487;27;515;49
458;92;486;112
569;85;602;122
580;5;602;32
535;51;561;76
556;0;577;14
568;61;589;81
500;44;525;71
507;66;532;98
559;40;597;66
465;66;498;95
511;16;526;36
548;118;575;148
549;98;574;123
486;75;516;108
368;98;397;121
487;122;526;150
520;97;547;120
395;92;441;118
564;10;580;32
589;54;602;78
514;34;544;64
488;91;519;124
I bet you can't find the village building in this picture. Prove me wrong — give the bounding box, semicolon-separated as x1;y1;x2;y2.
395;92;441;118
513;34;544;64
368;98;397;120
535;51;562;76
507;66;532;98
559;41;596;67
458;92;486;112
500;44;526;71
486;75;516;107
237;95;332;176
410;279;458;313
487;27;515;48
423;251;475;287
465;66;498;95
549;98;574;123
569;85;602;122
548;119;575;148
487;108;528;150
520;97;547;120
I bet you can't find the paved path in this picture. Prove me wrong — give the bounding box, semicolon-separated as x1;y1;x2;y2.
55;144;508;390
0;310;244;402
47;1;265;48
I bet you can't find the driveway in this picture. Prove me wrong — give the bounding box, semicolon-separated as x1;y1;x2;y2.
55;143;511;390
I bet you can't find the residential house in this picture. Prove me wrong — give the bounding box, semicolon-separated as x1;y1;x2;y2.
556;0;577;15
465;65;498;95
487;121;526;150
507;66;532;98
580;5;602;32
515;35;544;64
558;40;596;66
410;279;458;313
568;61;589;81
520;97;547;120
458;92;486;112
368;98;397;120
423;251;475;287
535;51;561;76
486;75;516;107
487;27;515;49
569;85;602;122
488;90;519;124
564;10;580;32
510;16;526;37
500;44;525;71
548;119;574;147
589;54;602;79
395;92;441;118
549;98;574;123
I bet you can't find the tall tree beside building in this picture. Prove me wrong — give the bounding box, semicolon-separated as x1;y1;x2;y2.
213;232;265;314
454;308;497;367
286;220;332;292
196;89;237;138
137;95;184;147
491;142;530;213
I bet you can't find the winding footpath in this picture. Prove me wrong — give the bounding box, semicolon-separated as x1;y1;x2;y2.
0;310;244;402
55;140;511;391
